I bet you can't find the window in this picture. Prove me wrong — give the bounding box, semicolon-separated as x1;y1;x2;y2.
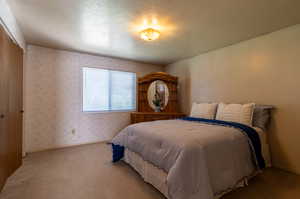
82;67;136;112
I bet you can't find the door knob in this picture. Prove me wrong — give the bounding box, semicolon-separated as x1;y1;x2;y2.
0;114;4;119
20;110;24;113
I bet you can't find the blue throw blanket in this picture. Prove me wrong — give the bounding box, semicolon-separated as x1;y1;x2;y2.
112;117;265;169
112;144;124;162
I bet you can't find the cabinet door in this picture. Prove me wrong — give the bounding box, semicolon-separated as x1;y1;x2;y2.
0;27;10;190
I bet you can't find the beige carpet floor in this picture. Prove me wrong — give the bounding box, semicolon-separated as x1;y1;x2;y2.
1;143;300;199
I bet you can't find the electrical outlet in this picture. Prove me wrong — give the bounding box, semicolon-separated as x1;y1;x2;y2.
71;129;76;135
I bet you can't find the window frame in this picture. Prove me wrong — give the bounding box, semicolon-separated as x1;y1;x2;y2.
81;67;137;113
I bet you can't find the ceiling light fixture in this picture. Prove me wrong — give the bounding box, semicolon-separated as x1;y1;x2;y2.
140;27;160;41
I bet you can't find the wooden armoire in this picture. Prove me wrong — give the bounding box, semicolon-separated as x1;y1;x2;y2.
131;72;185;123
0;26;23;191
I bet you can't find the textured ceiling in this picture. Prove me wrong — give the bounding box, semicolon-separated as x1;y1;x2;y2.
7;0;300;64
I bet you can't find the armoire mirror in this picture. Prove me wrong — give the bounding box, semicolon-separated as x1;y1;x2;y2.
137;72;179;113
147;80;169;112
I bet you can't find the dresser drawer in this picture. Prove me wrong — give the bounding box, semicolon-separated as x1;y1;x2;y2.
131;112;185;124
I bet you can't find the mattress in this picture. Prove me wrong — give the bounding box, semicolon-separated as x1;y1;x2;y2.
123;127;271;198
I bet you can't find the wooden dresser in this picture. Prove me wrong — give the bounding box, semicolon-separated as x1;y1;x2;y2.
131;112;186;124
132;72;185;124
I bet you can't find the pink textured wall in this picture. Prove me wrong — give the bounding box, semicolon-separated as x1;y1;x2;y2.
24;45;163;152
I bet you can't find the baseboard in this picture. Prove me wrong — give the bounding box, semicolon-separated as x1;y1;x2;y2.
25;140;111;154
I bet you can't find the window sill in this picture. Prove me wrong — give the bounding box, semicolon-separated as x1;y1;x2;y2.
82;109;136;114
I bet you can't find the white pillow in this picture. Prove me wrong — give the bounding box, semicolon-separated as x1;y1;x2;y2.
216;103;255;126
190;103;218;119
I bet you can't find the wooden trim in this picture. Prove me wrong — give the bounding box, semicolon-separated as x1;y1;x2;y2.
131;112;185;115
138;72;178;83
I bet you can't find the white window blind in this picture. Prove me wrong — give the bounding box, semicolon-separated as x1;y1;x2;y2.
82;67;136;112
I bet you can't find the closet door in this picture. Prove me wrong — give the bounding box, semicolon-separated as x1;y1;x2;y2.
7;38;23;175
0;26;23;190
0;27;10;190
15;42;23;171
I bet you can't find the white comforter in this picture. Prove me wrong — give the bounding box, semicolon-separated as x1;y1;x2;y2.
112;119;258;199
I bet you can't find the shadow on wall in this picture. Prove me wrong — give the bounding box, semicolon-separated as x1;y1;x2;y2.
268;107;299;173
176;64;192;114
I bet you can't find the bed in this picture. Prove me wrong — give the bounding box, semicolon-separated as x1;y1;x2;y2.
111;117;271;199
